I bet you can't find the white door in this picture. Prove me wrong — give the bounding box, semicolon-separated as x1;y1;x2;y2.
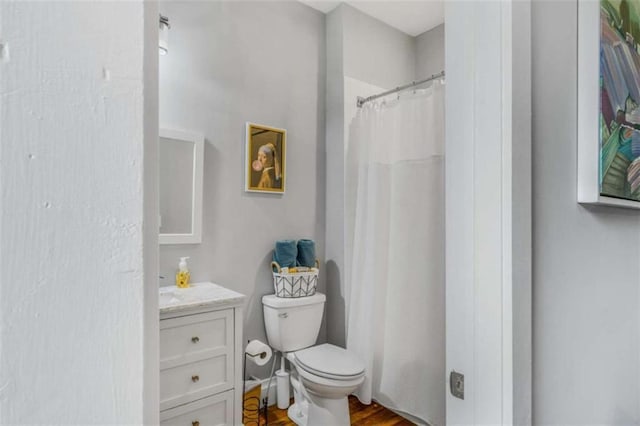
445;1;531;424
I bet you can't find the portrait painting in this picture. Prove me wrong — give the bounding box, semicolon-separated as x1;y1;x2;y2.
245;123;286;194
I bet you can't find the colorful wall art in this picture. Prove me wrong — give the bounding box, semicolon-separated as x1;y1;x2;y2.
600;0;640;202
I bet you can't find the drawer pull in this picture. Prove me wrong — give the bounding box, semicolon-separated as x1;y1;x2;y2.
191;375;200;383
192;421;200;426
191;336;200;343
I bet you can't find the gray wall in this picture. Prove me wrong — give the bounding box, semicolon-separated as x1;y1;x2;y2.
532;1;640;423
416;24;445;78
324;4;422;346
341;4;416;87
325;5;347;347
158;1;326;378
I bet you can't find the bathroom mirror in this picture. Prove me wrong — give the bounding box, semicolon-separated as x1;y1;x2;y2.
159;128;204;244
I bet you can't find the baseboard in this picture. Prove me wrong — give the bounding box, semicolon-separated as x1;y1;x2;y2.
380;402;429;426
248;376;278;407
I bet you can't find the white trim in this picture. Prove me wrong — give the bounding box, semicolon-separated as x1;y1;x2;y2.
247;375;279;407
445;2;477;423
577;0;601;205
446;1;531;424
501;1;514;423
577;0;603;206
234;307;244;425
158;128;204;245
143;2;160;423
510;0;533;423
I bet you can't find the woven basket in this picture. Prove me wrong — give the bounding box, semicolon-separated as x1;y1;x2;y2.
271;260;319;298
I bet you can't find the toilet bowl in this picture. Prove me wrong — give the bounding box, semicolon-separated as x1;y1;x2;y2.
290;343;365;397
286;344;365;426
262;293;365;426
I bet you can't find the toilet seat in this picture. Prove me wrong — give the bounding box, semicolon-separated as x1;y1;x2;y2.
288;347;365;401
293;344;365;381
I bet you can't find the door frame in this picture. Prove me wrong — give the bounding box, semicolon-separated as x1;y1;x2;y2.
445;1;532;424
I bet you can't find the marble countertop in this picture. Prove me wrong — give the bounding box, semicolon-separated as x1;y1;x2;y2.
159;281;246;314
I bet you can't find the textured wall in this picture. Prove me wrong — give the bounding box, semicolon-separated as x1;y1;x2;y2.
0;2;149;423
143;2;160;423
158;1;326;378
532;0;640;423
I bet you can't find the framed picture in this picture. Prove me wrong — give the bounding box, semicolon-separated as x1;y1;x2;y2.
578;0;640;208
245;123;286;194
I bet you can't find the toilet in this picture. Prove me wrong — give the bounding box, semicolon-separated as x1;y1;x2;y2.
262;293;365;426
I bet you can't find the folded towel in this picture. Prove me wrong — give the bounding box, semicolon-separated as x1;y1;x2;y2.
273;240;297;269
296;239;316;268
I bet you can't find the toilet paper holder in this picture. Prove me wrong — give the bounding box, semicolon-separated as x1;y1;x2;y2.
247;350;268;360
245;340;273;366
242;340;275;426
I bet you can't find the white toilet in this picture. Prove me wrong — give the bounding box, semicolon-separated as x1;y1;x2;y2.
262;293;365;426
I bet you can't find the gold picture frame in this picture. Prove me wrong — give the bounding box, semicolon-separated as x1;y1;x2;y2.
245;122;286;194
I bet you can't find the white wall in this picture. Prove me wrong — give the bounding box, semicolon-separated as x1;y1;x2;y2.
143;2;160;423
416;24;445;79
158;1;326;378
0;2;153;423
532;0;640;423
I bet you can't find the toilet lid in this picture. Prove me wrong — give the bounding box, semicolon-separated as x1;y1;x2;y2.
295;344;365;379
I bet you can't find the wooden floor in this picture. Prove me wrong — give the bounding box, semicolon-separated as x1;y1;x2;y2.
258;396;415;426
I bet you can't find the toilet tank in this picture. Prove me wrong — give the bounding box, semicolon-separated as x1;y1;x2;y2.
262;293;325;353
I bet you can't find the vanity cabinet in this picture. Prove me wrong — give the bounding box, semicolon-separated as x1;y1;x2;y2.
159;283;245;426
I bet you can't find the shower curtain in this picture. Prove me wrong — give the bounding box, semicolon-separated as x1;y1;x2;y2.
345;80;445;425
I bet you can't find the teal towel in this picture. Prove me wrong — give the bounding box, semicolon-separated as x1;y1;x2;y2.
296;239;316;268
273;240;297;269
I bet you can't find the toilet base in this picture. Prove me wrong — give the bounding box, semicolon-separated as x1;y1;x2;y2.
287;402;308;426
306;393;350;426
283;350;361;426
286;393;350;426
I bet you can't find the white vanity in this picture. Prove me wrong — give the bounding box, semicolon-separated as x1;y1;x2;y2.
159;282;245;426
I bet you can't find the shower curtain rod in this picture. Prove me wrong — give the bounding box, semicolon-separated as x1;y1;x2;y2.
356;70;445;108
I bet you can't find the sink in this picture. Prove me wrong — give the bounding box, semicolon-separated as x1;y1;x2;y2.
159;292;176;306
158;286;186;306
158;282;246;313
174;285;216;300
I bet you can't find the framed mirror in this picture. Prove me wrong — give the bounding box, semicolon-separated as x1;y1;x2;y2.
159;128;204;244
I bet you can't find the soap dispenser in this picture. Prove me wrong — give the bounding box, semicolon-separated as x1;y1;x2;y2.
176;257;191;288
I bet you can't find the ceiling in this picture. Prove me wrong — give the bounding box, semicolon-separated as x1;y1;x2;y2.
300;1;444;37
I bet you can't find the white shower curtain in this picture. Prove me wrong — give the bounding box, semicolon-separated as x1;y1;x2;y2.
345;81;445;426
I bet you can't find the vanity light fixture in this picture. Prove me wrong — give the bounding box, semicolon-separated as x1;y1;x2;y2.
159;14;170;55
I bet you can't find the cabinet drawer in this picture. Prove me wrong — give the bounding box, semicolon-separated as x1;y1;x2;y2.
160;390;233;426
160;354;232;411
160;310;233;370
